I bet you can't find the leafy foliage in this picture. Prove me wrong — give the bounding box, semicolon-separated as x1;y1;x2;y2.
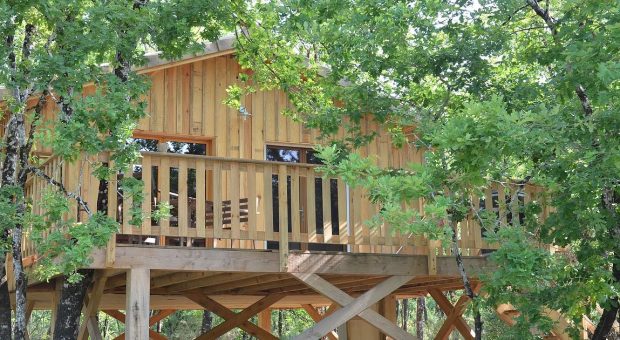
235;0;620;336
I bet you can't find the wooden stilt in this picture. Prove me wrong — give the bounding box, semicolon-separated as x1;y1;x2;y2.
301;304;338;340
24;300;35;340
258;309;272;332
125;268;150;340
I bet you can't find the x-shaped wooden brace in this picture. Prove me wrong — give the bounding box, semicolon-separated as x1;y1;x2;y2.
103;309;175;340
291;273;415;340
301;304;338;340
184;293;283;340
429;283;481;340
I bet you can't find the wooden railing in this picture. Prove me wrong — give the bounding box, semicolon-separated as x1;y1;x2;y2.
23;152;549;264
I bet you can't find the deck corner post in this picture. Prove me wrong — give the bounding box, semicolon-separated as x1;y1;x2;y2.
428;240;440;275
105;235;116;268
125;267;150;340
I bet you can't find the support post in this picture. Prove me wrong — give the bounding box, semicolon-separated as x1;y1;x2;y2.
258;309;271;332
125;268;150;340
380;295;397;340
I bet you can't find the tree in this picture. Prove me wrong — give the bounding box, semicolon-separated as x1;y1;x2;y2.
233;0;620;338
0;1;240;338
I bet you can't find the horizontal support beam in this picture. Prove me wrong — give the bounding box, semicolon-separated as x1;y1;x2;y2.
23;292;334;310
89;247;491;276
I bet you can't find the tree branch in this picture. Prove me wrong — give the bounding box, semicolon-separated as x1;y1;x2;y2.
575;85;593;116
26;165;92;217
526;0;557;35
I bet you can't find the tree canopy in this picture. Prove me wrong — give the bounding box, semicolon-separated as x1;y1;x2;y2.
0;1;243;338
234;0;620;338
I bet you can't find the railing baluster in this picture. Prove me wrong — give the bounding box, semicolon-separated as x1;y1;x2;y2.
230;162;241;240
141;155;152;235
322;177;332;243
213;161;223;239
263;164;273;241
196;159;206;238
337;181;348;246
122;165;132;235
159;156;170;240
306;169;316;243
278;164;289;271
247;163;257;241
107;161;118;226
291;166;301;243
178;158;188;238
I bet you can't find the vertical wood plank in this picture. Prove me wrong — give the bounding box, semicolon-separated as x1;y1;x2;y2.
196;159;206;238
352;188;363;251
191;62;203;135
213;162;223;239
247;164;257;240
338;181;348;245
122;166;133;235
159;157;170;238
150;71;164;132
263;165;273;241
251;91;264;160
322;178;332;243
125;268;150;340
263;91;275;141
277;91;287;142
278;165;289;272
230;162;241;240
472;194;483;250
180;64;191;135
228;57;240;158
215;57;228;157
307;170;317;243
141;155;152;235
165;67;177;134
204;59;216;137
178;159;188;238
291;166;301;242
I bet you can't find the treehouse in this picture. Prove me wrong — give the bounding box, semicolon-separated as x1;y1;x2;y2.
5;36;566;340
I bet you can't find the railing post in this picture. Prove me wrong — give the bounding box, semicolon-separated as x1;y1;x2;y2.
428;239;440;275
278;165;289;272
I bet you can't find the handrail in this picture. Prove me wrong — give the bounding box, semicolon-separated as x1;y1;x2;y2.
139;151;320;169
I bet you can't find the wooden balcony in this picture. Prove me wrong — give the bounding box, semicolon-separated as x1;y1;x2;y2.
22;152;545;265
18;151;552;340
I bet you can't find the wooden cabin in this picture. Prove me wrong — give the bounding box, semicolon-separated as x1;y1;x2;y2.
7;36;553;339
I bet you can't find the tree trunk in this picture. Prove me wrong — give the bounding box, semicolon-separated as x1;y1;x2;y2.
52;270;93;340
201;310;213;333
592;302;618;340
0;258;11;339
450;220;482;340
416;297;425;340
401;299;409;331
593;260;620;340
277;309;283;337
1;110;29;339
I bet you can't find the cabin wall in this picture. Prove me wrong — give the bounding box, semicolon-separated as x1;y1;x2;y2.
139;53;423;168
